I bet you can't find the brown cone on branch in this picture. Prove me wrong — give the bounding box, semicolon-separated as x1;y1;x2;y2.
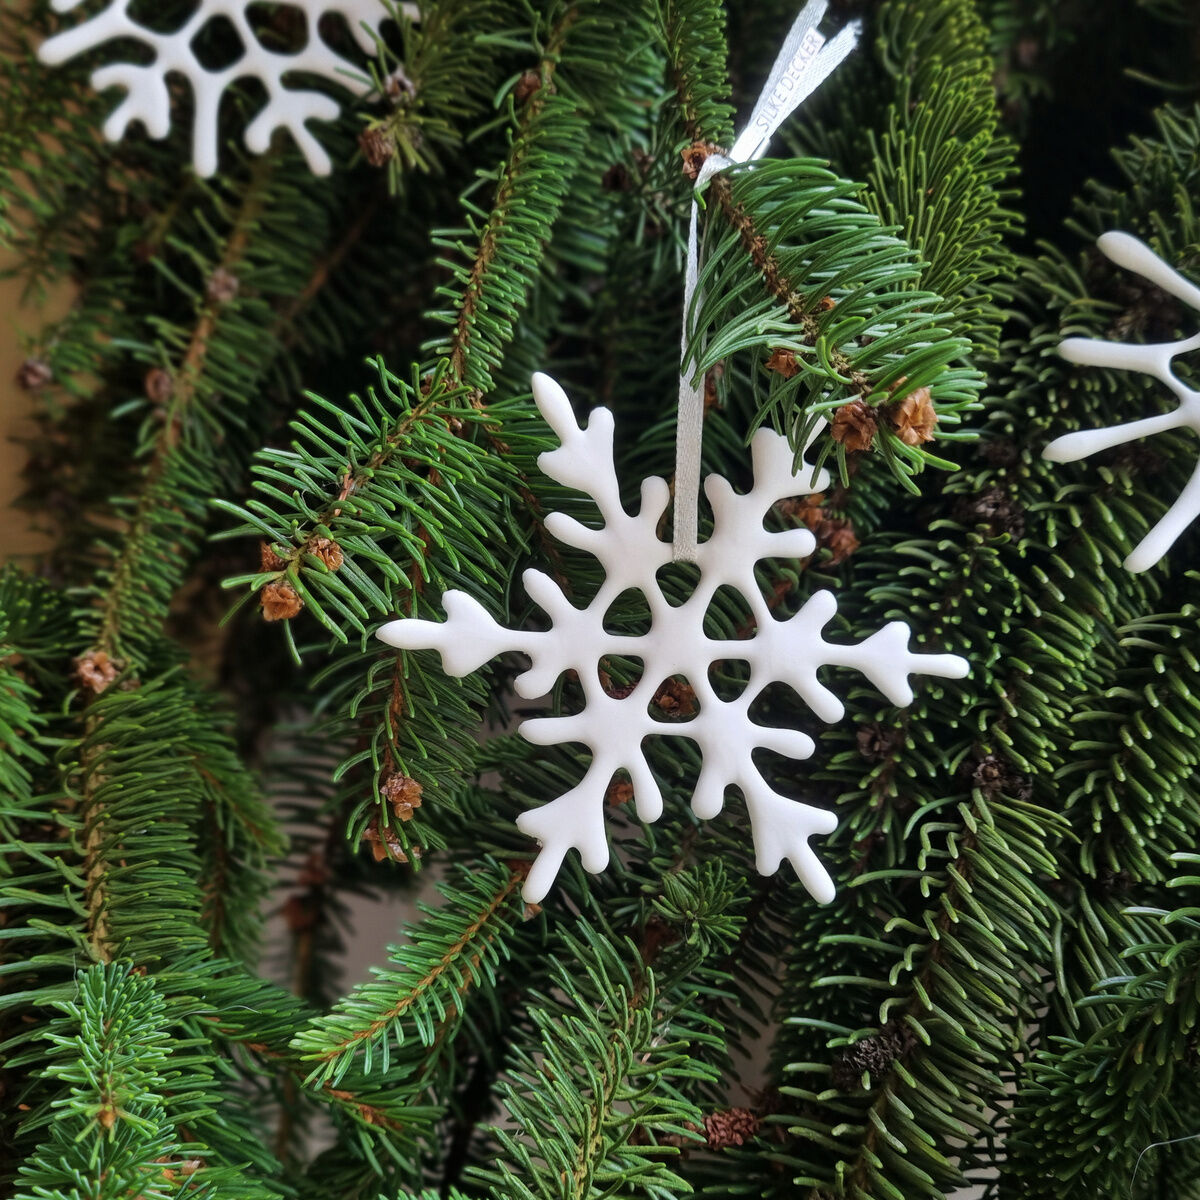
889;385;937;446
765;348;800;379
261;581;302;621
75;650;121;694
381;773;423;821
830;399;878;453
259;541;287;572
359;125;394;167
362;813;408;863
309;536;344;571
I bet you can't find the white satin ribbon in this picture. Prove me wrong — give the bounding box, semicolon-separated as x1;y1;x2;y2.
673;0;861;562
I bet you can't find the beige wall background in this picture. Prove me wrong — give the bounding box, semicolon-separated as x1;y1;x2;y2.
0;262;61;562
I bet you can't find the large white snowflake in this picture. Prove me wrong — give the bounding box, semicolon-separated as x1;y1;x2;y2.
38;0;403;176
378;374;969;904
1046;231;1200;572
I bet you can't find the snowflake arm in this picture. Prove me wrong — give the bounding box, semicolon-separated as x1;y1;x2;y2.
378;591;531;680
742;590;970;723
699;429;827;615
533;374;673;601
1044;231;1200;572
377;374;969;905
39;1;404;176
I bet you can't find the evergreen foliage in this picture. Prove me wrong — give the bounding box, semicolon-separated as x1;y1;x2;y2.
2;1;1200;1198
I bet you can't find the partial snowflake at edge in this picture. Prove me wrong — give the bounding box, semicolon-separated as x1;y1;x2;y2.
39;0;411;176
1046;231;1200;572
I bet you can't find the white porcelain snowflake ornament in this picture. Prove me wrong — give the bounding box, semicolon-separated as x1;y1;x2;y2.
38;0;402;176
378;374;969;904
1045;231;1200;572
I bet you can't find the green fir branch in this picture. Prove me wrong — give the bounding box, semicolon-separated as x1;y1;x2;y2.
470;925;714;1200
291;861;525;1085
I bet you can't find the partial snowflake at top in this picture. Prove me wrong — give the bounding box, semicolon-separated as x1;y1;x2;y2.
1046;231;1200;572
378;374;969;904
38;0;411;176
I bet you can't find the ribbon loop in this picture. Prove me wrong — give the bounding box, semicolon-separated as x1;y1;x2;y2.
672;0;860;563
